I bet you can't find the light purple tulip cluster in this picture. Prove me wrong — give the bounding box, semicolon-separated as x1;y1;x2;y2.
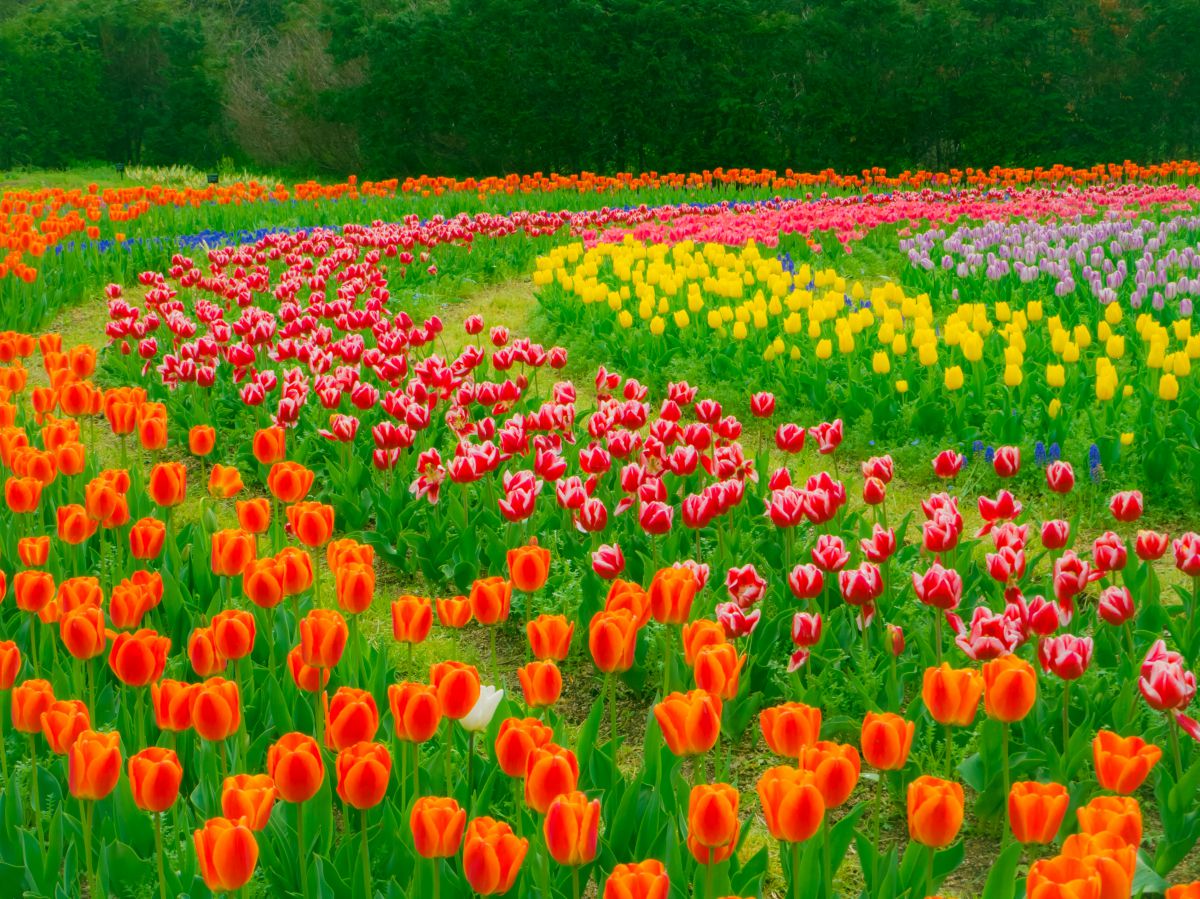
901;213;1200;315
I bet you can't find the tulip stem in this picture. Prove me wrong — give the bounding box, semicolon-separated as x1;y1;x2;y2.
933;610;943;666
1061;682;1071;771
29;735;43;852
1001;723;1011;838
572;865;582;899
361;808;372;899
431;858;441;899
513;776;523;837
466;732;475;809
945;725;954;778
873;774;884;885
925;845;935;899
297;804;309;899
155;812;168;899
608;674;619;771
823;818;834;899
791;840;802;899
412;742;420;799
399;738;408;809
0;709;7;783
704;861;715;899
1168;712;1184;781
81;797;95;897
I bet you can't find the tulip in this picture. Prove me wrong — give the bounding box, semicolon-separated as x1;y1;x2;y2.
193;816;259;893
68;729;121;801
527;614;573;661
654;690;722;757
151;680;196;733
787;563;824;600
287;645;330;694
208;464;243;499
188;627;227;677
129;517;166;560
212;609;256;661
605;579;652;627
687;783;740;865
18;536;50;567
335;561;375;615
591;543;625;579
192;677;241;743
932;449;964;478
800;741;860;809
1093;730;1162;794
984;655;1037;722
603;860;669;899
325;687;380;751
41;698;90;754
756;765;825;847
507;540;551;592
286;501;335;547
128;747;183;812
461;685;504;734
518;661;562;708
267;732;325;803
299;609;348;669
495;717;554;778
109;629;170;687
1005;780;1069;846
1059;831;1135;898
211;528;256;578
760;702;821;759
435;595;472;628
861;712;914;771
589;609;639;674
648;566;699;625
693;643;745;700
544;790;601;866
1109;490;1143;523
430;660;481;720
907;775;964;848
336;741;391;809
242;558;285;609
267;461;315;504
189;425;216;456
1026;856;1102;899
525;743;580;814
147;462;187;507
389;682;444;744
252;427;286;465
469;576;512;627
682;619;727;665
222;773;276;831
1076;795;1142;847
463;816;529;895
1167;885;1200;899
411;796;467;857
236;498;271;534
392;595;434;644
59;605;105;661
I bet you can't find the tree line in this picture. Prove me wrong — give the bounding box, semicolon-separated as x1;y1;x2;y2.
2;0;1197;176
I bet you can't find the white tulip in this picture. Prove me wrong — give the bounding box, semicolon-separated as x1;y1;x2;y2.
459;685;504;733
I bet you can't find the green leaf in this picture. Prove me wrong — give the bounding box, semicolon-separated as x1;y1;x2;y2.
980;841;1022;899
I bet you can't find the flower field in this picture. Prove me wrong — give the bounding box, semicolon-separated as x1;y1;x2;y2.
1;161;1200;899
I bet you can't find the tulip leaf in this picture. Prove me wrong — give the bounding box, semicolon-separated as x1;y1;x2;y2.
980;841;1022;899
729;845;768;897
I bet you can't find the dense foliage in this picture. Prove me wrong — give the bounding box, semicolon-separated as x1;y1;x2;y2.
2;0;1199;174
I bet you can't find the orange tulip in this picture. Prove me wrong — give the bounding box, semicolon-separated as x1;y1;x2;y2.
983;655;1037;722
463;816;529;895
137;414;167;452
108;629;170;687
391;595;433;643
603;860;669;899
54;442;86;476
148;462;187;507
194;816;259;893
277;547;314;596
18;536;50;567
14;570;55;613
0;642;21;690
41;699;90;754
242;558;285;609
336;741;391;809
60;605;106;660
429;660;481;720
410;796;467;858
388;683;443;744
693;643;745;700
800;741;861;809
325;687;380;751
222;773;276;831
436;595;472;628
267;732;325;803
1009;781;1069;844
128;747;183;812
335;562;375;615
212;610;255;661
12;679;54;733
192;677;241;742
188;627;227;677
495;717;554;778
151;680;196;733
59;381;94;417
755;765;825;843
525;743;580;814
327;538;375;573
507;541;551;592
287;501;335;547
56;503;97;544
649;567;699;625
5;475;42;513
760;702;822;759
236;498;271;534
299;609;348;668
604;579;651;628
1167;884;1200;899
1093;730;1162;795
589;609;639;674
1076;795;1142;847
907;775;965;848
268;462;314;504
527;614;573;661
518;661;563;708
208;464;244;499
129;517;166;560
469;576;512;626
922;664;985;727
861;712;915;771
1026;856;1103;899
211;528;256;578
57;576;102;614
189;425;216;456
682;619;727;666
68;729;122;800
544;790;600;865
687;783;740;864
287;645;330;693
85;480;126;528
1060;832;1135;899
252;427;286;465
654;690;722;757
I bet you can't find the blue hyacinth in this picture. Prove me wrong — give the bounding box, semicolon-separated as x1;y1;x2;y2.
1034;441;1047;466
1049;443;1061;462
984;446;995;464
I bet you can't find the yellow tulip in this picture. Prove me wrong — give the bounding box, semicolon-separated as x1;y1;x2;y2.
944;366;964;391
872;352;891;375
1160;374;1180;401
